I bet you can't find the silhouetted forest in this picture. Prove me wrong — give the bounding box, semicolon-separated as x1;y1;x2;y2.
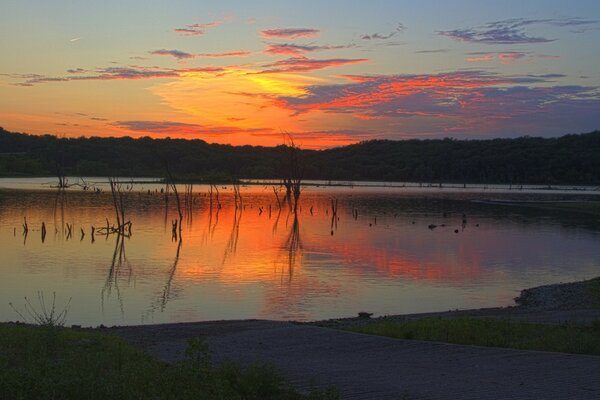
1;127;598;185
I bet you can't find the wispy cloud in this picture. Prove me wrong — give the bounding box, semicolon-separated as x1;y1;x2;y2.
150;49;195;60
260;28;320;39
439;17;598;45
174;16;231;36
258;56;367;73
264;43;351;56
465;51;559;64
415;49;448;54
114;120;272;136
149;49;251;60
11;65;225;86
197;51;252;58
362;23;406;40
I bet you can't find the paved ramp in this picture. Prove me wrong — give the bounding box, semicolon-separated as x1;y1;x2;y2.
112;320;600;400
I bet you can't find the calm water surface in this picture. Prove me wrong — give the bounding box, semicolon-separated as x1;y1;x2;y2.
1;178;599;326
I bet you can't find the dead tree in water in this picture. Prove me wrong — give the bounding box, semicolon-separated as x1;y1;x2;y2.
164;167;183;236
280;135;304;212
96;178;132;237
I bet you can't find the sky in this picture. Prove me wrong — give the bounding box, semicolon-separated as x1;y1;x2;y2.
1;0;599;149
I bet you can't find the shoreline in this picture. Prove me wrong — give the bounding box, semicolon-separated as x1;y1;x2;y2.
69;277;595;342
3;277;599;332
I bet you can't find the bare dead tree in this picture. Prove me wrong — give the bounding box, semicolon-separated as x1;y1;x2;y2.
96;178;132;237
280;134;304;213
164;166;183;236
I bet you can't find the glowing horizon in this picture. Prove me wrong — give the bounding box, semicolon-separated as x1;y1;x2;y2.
1;1;599;149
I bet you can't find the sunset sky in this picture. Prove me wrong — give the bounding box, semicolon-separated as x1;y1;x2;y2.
1;0;599;148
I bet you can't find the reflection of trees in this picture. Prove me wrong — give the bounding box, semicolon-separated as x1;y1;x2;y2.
101;233;132;316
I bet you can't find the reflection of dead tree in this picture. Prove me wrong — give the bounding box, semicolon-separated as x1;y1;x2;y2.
223;205;242;264
273;186;282;210
101;233;131;316
330;198;338;235
96;178;132;237
283;212;302;281
160;238;182;311
272;205;282;235
184;184;194;226
233;183;243;209
210;184;221;209
21;217;28;245
202;197;220;244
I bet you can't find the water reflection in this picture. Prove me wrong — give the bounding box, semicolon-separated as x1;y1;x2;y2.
282;211;302;281
101;233;131;316
161;238;182;311
0;185;599;325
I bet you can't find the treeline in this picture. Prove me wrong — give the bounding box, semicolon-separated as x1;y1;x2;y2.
0;127;599;185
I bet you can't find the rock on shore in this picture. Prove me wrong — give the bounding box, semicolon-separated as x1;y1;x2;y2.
515;277;600;310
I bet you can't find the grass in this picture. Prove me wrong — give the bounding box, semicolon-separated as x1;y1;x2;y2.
0;324;338;400
587;278;600;307
549;201;600;216
343;318;600;356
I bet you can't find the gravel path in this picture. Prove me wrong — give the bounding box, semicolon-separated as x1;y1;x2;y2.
110;313;600;400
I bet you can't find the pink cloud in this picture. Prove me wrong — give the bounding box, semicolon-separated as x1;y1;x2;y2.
499;52;527;64
259;56;367;73
264;43;349;56
260;28;320;39
174;16;231;36
270;71;600;137
197;51;252;58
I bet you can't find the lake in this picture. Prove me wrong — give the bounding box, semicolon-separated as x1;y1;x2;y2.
1;177;599;326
